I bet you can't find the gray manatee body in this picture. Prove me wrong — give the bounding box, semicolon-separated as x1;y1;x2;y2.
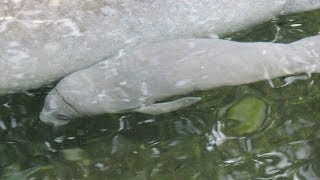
1;0;320;94
40;35;320;125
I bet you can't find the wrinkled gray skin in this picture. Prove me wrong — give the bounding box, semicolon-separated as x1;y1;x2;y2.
1;0;320;94
40;36;320;125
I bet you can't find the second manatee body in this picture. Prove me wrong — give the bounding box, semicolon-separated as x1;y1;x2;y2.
40;36;320;125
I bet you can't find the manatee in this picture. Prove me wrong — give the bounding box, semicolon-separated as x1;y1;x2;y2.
40;35;320;125
1;0;320;95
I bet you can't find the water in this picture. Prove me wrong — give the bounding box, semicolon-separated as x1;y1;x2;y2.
0;10;320;179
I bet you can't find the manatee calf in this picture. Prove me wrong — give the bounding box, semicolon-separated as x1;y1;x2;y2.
40;35;320;125
1;0;320;95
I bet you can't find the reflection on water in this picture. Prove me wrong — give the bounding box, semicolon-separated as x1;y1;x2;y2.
0;10;320;179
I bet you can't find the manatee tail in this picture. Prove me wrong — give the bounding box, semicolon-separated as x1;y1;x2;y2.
282;0;320;14
290;35;320;56
291;35;320;45
290;35;320;73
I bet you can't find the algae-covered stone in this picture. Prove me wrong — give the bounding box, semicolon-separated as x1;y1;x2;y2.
225;96;267;135
60;148;85;161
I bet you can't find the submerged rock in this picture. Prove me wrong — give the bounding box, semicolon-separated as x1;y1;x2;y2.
225;95;267;135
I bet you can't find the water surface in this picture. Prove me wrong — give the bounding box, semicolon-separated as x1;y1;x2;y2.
0;10;320;179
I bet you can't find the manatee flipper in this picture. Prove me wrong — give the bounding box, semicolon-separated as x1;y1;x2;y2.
133;97;201;115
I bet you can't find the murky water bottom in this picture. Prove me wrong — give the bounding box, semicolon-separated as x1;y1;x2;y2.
0;10;320;179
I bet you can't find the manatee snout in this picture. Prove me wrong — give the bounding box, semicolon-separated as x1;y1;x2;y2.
39;88;77;126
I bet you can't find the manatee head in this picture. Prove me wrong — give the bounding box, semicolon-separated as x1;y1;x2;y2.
39;66;121;126
39;88;80;126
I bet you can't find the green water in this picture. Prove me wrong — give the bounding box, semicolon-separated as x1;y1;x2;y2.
1;10;320;179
